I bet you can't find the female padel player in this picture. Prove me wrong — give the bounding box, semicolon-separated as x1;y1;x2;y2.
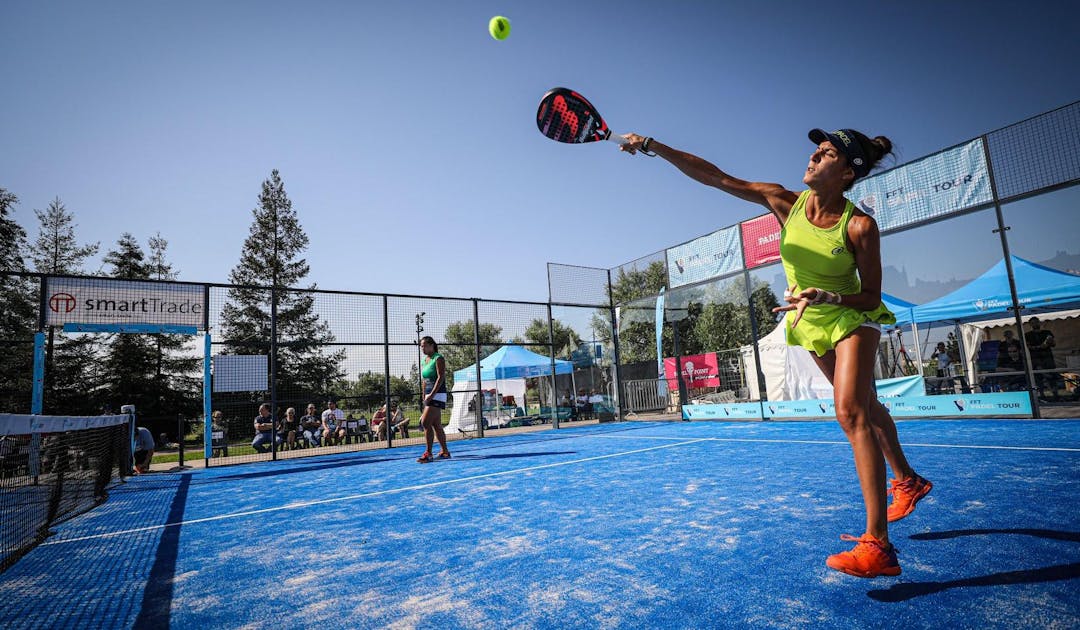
618;129;931;578
417;335;451;463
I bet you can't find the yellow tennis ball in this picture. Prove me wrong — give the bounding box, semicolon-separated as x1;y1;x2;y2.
488;16;510;40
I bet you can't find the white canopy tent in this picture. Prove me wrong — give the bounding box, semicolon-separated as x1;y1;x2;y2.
959;308;1080;379
745;324;834;402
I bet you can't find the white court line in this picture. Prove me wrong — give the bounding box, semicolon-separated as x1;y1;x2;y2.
43;437;713;546
590;434;1080;452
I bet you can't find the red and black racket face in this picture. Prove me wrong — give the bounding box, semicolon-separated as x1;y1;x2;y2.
536;87;612;144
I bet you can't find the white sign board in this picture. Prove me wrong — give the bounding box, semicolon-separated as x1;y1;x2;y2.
212;355;268;392
45;277;205;329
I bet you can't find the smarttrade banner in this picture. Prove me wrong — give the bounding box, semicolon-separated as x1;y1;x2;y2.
45;277;205;330
849;138;992;233
666;225;742;288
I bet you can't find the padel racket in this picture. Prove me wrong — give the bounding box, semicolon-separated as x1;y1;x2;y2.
536;87;628;146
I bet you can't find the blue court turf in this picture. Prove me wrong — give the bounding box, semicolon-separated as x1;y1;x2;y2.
1;419;1078;629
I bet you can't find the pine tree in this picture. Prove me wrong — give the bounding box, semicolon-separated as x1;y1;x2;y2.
220;170;344;406
31;198;100;275
29;197;101;414
146;233;202;419
0;188;38;412
99;234;160;416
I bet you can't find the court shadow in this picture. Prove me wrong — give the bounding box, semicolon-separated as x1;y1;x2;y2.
867;562;1080;602
867;528;1080;602
203;455;402;483
909;528;1080;543
133;472;191;628
451;451;577;460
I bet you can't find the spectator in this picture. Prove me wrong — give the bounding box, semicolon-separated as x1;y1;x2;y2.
252;403;281;454
996;329;1025;391
321;400;345;446
210;410;229;457
577;389;594;419
279;407;300;450
372;404;388;440
998;329;1024;371
300;403;322;447
390;403;409;438
133;425;155;474
931;342;955;393
1025;317;1058;398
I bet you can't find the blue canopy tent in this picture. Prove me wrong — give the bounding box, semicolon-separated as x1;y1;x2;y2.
882;293;917;328
452;344;575;382
449;345;575;431
903;256;1080;391
909;256;1080;324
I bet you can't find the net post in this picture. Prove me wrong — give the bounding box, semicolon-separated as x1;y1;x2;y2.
31;332;45;414
121;404;136;477
29;332;45;482
204;332;212;461
177;413;185;469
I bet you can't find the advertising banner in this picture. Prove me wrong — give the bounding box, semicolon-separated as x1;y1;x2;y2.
45;277;205;329
655;289;667;398
663;353;721;389
684;392;1031;420
879;392;1031;417
849;138;992;233
875;374;927;398
683;403;764;420
740;214;782;269
666;225;742;288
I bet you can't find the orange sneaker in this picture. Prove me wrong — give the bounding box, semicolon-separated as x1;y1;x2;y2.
887;474;932;522
826;534;901;578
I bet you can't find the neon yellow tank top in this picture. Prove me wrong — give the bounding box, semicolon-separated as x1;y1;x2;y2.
780;191;895;356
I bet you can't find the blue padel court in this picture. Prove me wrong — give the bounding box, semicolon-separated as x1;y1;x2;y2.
2;419;1078;629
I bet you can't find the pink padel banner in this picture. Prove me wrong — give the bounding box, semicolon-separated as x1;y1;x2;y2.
663;353;721;389
740;214;782;268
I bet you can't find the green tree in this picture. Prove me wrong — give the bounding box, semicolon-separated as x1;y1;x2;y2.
145;233;202;418
521;318;582;357
29;197;102;414
590;260;668;364
99;234;159;415
440;320;502;389
610;260;667;304
337;371;416;410
219;170;345;404
31;197;99;274
0;188;37;412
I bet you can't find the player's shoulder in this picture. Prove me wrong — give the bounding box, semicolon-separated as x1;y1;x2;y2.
847;208;879;234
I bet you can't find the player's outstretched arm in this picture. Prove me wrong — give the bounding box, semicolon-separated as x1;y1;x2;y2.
620;133;797;224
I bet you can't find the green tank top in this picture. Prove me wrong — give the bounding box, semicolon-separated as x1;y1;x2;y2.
421;352;445;392
780;191;895;356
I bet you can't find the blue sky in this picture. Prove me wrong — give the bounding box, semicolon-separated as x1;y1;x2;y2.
2;1;1078;305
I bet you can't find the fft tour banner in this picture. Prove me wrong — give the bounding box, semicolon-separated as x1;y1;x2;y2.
45;277;205;329
683;392;1032;421
665;225;742;288
849;138;992;232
